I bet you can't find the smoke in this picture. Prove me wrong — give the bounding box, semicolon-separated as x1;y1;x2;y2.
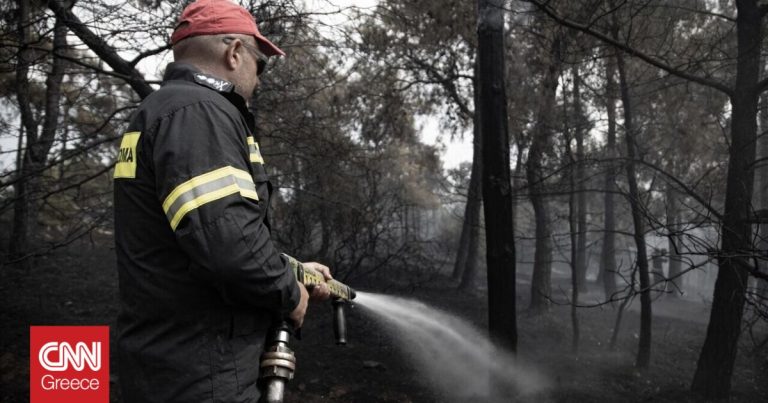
355;292;550;402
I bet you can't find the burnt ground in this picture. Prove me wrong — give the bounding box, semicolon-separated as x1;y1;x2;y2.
1;240;767;402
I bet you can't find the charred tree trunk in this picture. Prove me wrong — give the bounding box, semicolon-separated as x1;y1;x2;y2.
600;55;619;300
609;271;634;350
692;0;762;397
566;131;580;353
318;172;333;263
10;0;34;264
454;69;482;285
666;176;682;298
477;0;517;350
459;127;483;291
616;45;652;369
453;197;472;280
758;92;768;297
10;8;67;266
572;66;589;293
526;35;561;314
512;142;524;250
319;212;332;261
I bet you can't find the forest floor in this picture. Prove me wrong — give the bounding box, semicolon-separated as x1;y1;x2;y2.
1;239;767;402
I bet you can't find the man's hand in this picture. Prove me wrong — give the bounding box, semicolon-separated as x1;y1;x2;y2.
288;281;309;328
302;262;333;301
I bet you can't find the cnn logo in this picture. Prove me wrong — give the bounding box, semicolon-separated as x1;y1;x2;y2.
39;341;101;371
30;326;109;403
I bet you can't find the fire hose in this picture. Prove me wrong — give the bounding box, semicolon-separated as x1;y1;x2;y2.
259;254;357;403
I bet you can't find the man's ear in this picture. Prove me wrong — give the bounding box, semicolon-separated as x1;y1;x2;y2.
224;41;241;71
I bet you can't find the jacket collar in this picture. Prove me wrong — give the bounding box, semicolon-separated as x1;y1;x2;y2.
163;62;235;93
163;62;255;132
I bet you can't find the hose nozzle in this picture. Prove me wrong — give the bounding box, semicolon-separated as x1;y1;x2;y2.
281;253;357;346
281;254;357;302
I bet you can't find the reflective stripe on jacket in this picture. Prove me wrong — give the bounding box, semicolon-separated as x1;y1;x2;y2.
114;62;299;403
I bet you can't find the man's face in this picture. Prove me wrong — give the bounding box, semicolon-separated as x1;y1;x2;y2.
224;36;268;103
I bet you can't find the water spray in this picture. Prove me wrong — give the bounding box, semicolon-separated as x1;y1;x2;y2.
259;254;357;403
354;292;549;401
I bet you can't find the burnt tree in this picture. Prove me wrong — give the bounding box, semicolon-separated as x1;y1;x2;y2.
616;45;652;369
477;0;517;349
527;0;767;395
10;2;66;265
600;53;619;300
526;34;561;314
573;65;588;293
691;1;764;396
456;66;483;291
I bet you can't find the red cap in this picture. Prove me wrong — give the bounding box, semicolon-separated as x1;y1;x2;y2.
171;0;285;56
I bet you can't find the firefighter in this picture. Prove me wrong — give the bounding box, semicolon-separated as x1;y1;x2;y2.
113;0;331;401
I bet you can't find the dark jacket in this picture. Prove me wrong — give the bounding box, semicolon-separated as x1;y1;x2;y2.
114;62;299;402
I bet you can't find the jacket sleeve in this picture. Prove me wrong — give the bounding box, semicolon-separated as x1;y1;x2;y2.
150;99;300;316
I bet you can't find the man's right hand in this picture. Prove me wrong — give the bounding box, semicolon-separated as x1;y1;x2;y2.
288;281;309;328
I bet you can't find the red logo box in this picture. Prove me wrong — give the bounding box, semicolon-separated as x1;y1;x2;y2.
30;326;109;403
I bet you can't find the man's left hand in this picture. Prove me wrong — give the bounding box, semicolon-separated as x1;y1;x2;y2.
302;262;333;301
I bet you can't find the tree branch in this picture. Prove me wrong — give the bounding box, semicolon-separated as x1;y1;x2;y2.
0;104;134;195
404;53;474;120
523;0;734;97
34;19;67;163
129;44;171;68
46;0;154;99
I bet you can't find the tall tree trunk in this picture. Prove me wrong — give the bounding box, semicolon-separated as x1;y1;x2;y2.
512;142;524;258
10;0;34;264
319;212;332;261
609;274;633;350
692;0;762;397
573;65;588;292
566;131;580;353
454;68;482;284
10;122;26;263
600;54;619;300
453;197;472;280
318;172;333;263
459;125;483;291
10;7;67;266
10;180;31;264
616;45;652;369
526;35;561;314
757;92;768;297
477;0;517;350
666;173;682;298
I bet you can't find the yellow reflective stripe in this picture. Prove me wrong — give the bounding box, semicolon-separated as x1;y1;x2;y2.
169;185;239;231
240;189;259;200
162;166;259;231
162;166;249;212
247;136;264;164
